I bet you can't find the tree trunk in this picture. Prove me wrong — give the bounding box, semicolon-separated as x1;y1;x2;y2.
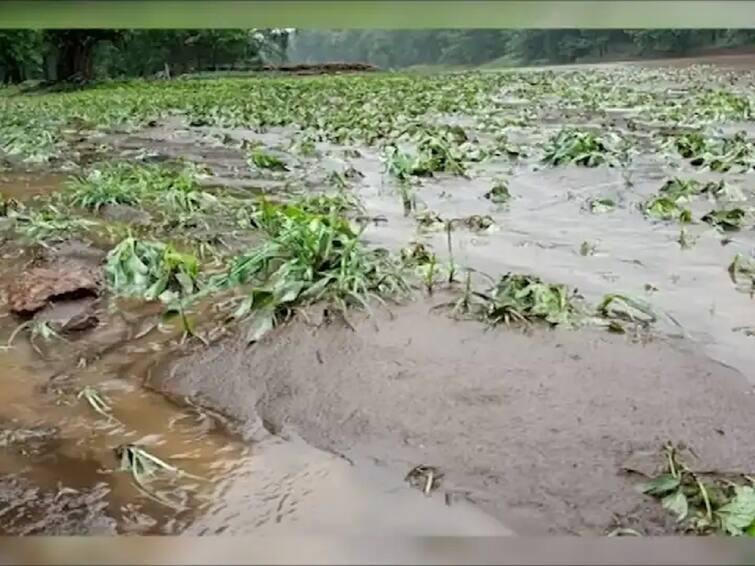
56;38;96;81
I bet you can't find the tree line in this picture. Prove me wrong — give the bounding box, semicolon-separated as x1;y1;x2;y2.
2;29;754;84
0;29;290;83
288;29;755;69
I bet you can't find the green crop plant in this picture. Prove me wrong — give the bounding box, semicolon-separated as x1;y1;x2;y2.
104;237;200;302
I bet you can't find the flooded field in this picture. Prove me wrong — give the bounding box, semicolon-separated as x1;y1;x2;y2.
2;60;755;536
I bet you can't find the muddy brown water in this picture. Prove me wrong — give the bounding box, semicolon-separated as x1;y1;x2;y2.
5;62;755;536
0;242;509;535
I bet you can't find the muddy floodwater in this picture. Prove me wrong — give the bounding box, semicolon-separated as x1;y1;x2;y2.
3;58;755;537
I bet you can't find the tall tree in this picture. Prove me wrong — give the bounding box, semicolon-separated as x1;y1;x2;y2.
43;30;124;81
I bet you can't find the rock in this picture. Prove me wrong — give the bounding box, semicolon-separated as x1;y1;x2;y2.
100;204;152;226
7;266;100;316
33;297;99;332
45;240;106;268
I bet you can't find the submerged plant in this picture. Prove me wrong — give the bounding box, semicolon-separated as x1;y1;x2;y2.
642;196;692;223
65;166;142;211
10;205;99;247
659;178;701;201
728;254;755;295
65;162;215;214
597;294;657;326
701;208;747;231
588;197;616;214
104;237;199;302
443;272;580;327
484;180;511;204
78;386;118;421
635;443;755;536
671;133;753;172
542;128;617;167
248;147;288;171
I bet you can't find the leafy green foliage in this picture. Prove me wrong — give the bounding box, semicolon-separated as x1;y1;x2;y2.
447;272;580;327
659;178;701;201
671;133;753;172
543;128;617;167
701;208;747;231
65;162;215;214
104;237;199;302
636;443;755;536
485;180;511;204
65;166;142;210
588;197;615;214
642;196;692;223
248;147;288;171
219;199;408;342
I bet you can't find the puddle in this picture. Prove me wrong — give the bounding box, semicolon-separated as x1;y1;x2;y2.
0;245;509;536
0;172;68;201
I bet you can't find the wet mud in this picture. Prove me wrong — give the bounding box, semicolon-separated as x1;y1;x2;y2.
4;58;755;536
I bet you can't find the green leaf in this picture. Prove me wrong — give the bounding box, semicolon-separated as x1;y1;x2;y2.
636;473;681;496
662;490;688;522
715;486;755;535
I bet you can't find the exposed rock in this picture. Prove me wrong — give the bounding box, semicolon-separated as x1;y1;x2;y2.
33;297;100;333
100;203;153;226
7;266;101;316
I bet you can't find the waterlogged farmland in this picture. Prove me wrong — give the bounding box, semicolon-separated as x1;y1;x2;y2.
3;62;755;535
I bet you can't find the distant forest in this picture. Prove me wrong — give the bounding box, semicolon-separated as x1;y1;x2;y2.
289;30;755;68
2;29;755;83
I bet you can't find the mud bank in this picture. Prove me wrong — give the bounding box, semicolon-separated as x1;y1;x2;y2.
154;298;755;535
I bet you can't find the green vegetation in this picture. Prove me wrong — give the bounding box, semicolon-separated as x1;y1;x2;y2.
588;197;616;214
701;208;747;231
218;199;408;341
104;237;200;302
642;196;692;223
485;180;511;204
248;147;289;171
543;128;617;167
446;272;580;327
636;443;755;536
671;133;753;172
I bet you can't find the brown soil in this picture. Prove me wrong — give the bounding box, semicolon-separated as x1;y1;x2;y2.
152;297;755;535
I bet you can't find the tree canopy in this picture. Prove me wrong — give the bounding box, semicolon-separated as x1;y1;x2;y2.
1;29;753;83
288;29;755;69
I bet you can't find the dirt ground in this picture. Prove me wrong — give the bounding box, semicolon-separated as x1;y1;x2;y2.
151;296;755;535
4;58;755;537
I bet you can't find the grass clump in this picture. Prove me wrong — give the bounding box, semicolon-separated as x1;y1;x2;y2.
65;165;142;211
104;237;199;302
635;443;755;536
219;199;408;342
248;147;288;171
10;204;99;247
65;162;215;214
542;128;617;167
